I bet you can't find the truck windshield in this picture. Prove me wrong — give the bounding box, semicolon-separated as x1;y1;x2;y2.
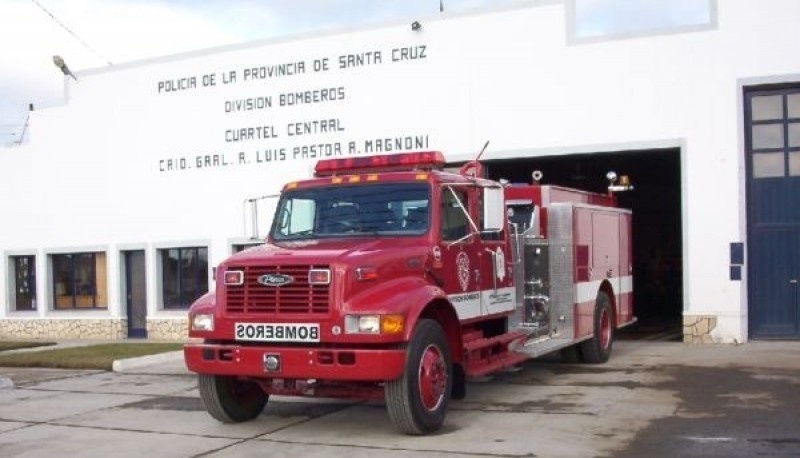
271;182;430;240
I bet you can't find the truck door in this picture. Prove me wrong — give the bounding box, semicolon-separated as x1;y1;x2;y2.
438;186;484;320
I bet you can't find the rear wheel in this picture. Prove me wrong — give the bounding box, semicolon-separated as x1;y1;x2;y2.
385;319;452;435
579;291;614;364
198;374;268;423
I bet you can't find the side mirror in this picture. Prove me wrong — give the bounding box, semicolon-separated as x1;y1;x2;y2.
483;186;504;232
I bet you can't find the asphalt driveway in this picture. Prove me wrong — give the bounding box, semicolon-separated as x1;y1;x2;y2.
0;340;798;457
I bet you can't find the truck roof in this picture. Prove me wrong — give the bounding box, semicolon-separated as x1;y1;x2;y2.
284;151;495;191
505;184;618;208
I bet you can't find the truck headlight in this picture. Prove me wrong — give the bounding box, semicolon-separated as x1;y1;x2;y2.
191;313;214;331
344;314;404;335
346;315;380;334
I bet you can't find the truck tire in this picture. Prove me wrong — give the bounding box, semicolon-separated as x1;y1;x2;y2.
198;374;268;423
579;291;614;364
560;345;581;363
385;319;452;435
451;364;467;400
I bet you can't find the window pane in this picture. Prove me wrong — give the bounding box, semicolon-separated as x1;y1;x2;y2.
162;249;180;307
272;183;430;240
441;189;469;240
180;248;196;303
573;0;712;39
790;152;800;177
12;256;36;311
94;253;107;308
789;122;800;147
289;199;315;234
53;254;74;309
789;93;800;118
161;247;208;309
752;152;785;178
751;95;783;121
74;253;96;307
51;252;105;309
752;124;784;150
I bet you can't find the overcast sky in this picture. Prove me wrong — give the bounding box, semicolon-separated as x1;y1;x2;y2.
0;0;711;146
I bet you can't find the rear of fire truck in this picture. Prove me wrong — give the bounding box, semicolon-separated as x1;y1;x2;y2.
184;151;494;435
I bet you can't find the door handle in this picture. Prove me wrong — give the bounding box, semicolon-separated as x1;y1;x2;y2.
790;279;798;284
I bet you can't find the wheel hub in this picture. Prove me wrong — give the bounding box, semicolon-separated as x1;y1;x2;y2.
418;344;446;411
599;308;611;350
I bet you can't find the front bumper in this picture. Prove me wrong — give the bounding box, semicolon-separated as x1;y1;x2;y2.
184;343;406;381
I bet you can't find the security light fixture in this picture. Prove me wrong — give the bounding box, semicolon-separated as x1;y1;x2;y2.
53;55;77;81
606;171;634;193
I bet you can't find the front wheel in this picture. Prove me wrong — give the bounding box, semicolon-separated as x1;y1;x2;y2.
579;291;614;364
198;374;268;423
385;319;452;435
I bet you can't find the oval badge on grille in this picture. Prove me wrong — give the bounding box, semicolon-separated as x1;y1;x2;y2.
257;274;294;287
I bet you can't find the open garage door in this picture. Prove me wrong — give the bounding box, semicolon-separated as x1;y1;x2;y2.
484;148;683;340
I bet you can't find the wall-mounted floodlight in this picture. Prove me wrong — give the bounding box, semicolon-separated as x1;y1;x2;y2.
53;55;77;81
607;171;634;193
411;21;422;31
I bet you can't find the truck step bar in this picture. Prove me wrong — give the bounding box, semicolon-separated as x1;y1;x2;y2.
462;330;529;378
510;334;582;359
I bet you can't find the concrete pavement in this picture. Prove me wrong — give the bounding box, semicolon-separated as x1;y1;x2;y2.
0;340;798;457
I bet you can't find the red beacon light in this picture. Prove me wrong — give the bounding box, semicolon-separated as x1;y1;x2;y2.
314;151;446;177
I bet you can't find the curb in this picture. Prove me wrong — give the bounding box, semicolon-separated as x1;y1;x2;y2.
112;350;184;373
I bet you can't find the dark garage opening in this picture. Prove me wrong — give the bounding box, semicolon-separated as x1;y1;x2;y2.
484;148;683;340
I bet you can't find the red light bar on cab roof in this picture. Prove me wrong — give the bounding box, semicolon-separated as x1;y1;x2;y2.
314;151;446;177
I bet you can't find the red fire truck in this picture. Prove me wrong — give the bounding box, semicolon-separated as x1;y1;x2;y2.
184;151;634;434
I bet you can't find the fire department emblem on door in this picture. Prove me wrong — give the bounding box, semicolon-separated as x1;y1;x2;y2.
456;251;470;291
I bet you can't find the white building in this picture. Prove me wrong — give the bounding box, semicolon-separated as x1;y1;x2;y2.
2;0;799;342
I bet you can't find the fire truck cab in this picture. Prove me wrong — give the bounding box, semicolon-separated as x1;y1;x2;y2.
184;151;634;434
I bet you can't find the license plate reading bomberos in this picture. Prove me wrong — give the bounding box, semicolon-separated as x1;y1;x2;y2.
235;323;320;343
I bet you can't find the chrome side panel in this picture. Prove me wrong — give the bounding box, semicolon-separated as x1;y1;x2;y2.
509;230;527;330
546;203;575;341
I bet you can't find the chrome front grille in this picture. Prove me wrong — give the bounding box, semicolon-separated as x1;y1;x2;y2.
225;265;330;315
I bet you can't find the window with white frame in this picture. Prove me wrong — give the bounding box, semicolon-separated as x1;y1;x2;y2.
51;252;107;309
160;247;209;309
10;255;36;311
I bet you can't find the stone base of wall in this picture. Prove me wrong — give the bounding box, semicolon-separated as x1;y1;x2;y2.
0;318;188;340
147;318;188;340
683;315;718;344
0;319;127;339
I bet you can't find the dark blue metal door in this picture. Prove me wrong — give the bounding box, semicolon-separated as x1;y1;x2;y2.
746;86;800;339
124;250;148;338
749;229;798;337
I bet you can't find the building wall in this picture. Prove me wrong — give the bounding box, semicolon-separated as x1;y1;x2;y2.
1;0;799;342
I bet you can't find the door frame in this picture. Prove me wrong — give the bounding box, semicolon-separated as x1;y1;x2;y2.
744;83;800;339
